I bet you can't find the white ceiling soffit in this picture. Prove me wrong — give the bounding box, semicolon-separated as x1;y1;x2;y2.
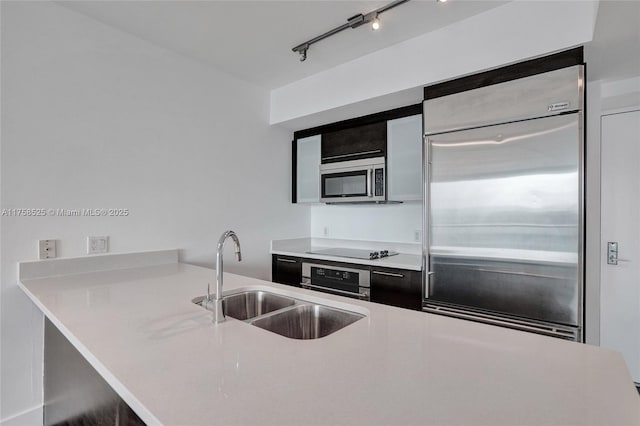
270;0;599;128
585;0;640;83
57;0;509;90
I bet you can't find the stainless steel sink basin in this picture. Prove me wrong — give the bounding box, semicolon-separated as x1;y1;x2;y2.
193;288;366;339
221;291;296;321
251;304;364;339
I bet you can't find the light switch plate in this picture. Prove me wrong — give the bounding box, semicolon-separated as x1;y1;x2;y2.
38;239;57;259
87;236;109;254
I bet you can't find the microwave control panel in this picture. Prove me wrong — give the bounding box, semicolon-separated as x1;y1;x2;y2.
375;168;384;196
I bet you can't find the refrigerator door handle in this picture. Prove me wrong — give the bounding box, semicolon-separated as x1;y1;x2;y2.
422;134;432;299
423;303;579;340
424;271;435;299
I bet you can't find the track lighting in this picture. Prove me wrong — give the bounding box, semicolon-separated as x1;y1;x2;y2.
292;0;411;62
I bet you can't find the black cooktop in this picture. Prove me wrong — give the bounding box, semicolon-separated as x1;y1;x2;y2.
306;248;398;260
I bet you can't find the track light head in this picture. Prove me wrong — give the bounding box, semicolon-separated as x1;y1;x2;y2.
292;44;309;62
372;15;380;30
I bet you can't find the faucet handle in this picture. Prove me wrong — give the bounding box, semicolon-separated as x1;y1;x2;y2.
202;282;213;309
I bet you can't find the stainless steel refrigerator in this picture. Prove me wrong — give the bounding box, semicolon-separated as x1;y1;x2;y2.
422;65;584;341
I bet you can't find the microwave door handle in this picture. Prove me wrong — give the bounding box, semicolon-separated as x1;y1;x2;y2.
368;168;373;197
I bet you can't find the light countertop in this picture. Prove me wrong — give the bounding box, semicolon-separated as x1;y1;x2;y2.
271;238;423;270
18;250;639;426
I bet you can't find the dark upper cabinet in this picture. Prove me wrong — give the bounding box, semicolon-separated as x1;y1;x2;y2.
370;267;423;311
321;121;387;163
272;255;302;287
292;104;422;203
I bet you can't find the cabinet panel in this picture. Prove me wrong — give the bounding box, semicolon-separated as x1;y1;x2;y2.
295;135;321;203
45;319;144;425
272;255;302;287
371;267;422;310
387;114;423;201
322;121;386;163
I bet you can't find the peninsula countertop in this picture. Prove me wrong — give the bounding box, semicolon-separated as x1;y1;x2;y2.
18;250;639;425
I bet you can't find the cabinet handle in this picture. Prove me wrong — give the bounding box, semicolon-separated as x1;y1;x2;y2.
277;258;297;263
372;270;404;278
302;283;364;298
322;150;382;161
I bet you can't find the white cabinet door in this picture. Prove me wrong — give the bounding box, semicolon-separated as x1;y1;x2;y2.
296;135;321;203
600;109;640;384
387;115;423;201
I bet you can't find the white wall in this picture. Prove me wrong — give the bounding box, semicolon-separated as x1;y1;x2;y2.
582;75;640;347
582;0;640;346
311;203;422;244
0;2;308;422
271;0;599;125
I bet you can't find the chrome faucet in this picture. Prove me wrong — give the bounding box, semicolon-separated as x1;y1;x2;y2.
213;230;242;323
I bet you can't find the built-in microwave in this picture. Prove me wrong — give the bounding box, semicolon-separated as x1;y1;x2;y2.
319;157;385;203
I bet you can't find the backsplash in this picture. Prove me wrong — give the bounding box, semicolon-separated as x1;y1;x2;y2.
310;202;422;243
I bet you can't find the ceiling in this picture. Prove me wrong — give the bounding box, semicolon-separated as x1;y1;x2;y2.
586;0;640;82
58;0;509;89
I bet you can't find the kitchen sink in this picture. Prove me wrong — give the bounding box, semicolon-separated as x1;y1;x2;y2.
222;291;295;320
195;290;296;321
250;304;364;340
193;288;366;339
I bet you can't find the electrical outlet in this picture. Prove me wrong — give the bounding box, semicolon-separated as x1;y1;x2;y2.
414;230;422;242
87;236;109;254
38;239;57;259
323;227;329;237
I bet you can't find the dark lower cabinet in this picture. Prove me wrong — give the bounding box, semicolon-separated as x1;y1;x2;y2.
272;255;422;311
271;255;302;287
370;267;423;311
